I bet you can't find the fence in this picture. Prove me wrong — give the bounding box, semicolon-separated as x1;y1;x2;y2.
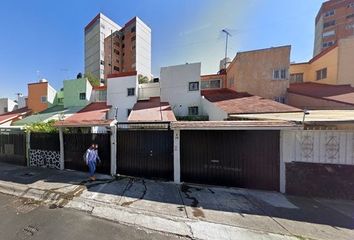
29;133;61;169
0;132;26;166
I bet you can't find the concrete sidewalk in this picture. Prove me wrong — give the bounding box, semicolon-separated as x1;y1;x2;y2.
0;162;353;240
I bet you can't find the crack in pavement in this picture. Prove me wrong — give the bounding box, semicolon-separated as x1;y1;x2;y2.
121;179;147;207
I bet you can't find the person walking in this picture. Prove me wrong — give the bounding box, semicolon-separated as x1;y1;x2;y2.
84;143;100;181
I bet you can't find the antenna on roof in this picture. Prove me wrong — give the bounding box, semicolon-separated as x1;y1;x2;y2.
222;29;232;69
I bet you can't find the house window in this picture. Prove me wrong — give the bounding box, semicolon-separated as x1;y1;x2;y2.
113;66;120;71
274;96;285;103
210;79;221;88
41;96;47;103
4;107;8;113
346;23;354;30
113;42;120;47
79;93;86;100
188;106;199;116
273;69;288;80
58;98;64;104
322;30;335;38
188;82;199;91
122;44;125;49
347;13;354;19
131;36;136;41
348;3;354;8
201;81;209;89
324;9;335;17
127;88;135;96
113;49;120;55
323;20;335;28
127;109;132;117
322;41;335;48
121;35;125;40
316;68;327;80
131;26;136;33
290;73;304;83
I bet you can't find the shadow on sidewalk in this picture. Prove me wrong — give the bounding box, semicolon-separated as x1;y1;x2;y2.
1;161;354;233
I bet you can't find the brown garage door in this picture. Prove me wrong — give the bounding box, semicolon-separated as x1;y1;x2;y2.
180;130;280;191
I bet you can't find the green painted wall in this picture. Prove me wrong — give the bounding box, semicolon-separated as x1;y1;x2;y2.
63;78;92;108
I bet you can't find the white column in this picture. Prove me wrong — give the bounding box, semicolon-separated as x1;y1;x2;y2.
110;124;117;176
59;127;64;170
26;131;31;167
279;130;286;193
173;129;181;183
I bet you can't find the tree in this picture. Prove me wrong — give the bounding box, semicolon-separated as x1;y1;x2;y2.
76;72;83;79
138;74;150;84
84;72;100;87
25;120;58;133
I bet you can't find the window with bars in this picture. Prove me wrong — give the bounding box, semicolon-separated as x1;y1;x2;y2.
188;106;199;116
188;82;199;91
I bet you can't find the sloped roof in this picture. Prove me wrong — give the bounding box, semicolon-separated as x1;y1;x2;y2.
128;97;176;122
13;105;82;126
54;102;112;127
0;107;30;125
202;88;300;114
288;82;354;106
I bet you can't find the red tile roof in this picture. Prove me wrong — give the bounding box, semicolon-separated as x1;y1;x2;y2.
55;102;112;127
202;89;300;114
128;97;176;122
0;107;31;125
288;82;354;106
93;85;107;91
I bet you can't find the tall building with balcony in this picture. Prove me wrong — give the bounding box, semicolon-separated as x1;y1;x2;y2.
314;0;354;56
104;17;151;82
84;13;121;83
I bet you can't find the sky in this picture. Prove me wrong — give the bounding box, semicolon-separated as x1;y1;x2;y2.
0;0;324;99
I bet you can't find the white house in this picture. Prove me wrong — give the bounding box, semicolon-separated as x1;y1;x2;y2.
160;63;202;117
107;72;138;121
0;98;18;115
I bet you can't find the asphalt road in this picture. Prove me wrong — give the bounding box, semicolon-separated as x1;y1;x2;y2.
0;193;188;240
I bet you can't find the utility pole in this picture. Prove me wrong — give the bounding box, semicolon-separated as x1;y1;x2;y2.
222;29;232;69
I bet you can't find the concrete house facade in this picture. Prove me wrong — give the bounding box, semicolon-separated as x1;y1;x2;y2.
0;98;17;115
226;45;291;103
160;63;202;117
290;37;354;86
27;80;56;113
63;78;93;108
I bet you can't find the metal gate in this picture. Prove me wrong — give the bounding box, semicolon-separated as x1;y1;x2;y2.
117;122;173;180
0;133;26;166
64;133;111;174
180;130;280;191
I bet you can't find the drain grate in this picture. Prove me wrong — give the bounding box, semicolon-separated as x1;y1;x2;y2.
17;225;39;239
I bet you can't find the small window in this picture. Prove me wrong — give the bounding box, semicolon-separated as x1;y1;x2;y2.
188;106;199;116
274;96;285;104
316;68;327;80
131;36;136;42
127;88;135;96
79;93;86;100
322;30;335;38
122;44;125;49
324;9;335;17
210;79;221;88
323;20;335;28
347;13;354;19
113;42;120;47
290;73;304;83
113;66;120;71
100;60;105;65
188;82;199;91
58;98;64;104
348;3;354;8
4;107;8;113
127;109;132;117
322;41;335;48
41;96;47;103
346;23;354;30
131;26;136;33
113;49;120;55
273;68;287;80
132;45;136;50
121;35;125;41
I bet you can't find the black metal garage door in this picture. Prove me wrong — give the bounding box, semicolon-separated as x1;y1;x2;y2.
117;123;173;180
180;130;280;191
0;133;26;166
64;133;111;174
